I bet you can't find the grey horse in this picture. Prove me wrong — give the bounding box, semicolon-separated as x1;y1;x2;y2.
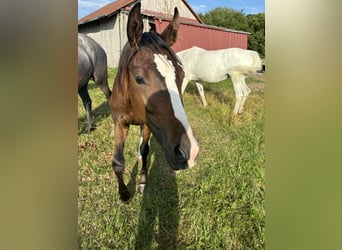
78;33;112;133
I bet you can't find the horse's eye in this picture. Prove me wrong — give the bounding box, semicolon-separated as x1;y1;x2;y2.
134;75;145;85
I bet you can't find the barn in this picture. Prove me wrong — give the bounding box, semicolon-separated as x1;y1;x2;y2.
78;0;250;67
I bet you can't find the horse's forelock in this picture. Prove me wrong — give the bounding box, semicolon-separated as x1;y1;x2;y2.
140;32;184;90
116;31;183;99
140;32;181;66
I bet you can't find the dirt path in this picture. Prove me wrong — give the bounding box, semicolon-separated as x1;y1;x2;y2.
249;73;265;92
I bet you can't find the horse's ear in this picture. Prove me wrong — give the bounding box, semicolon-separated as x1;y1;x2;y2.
127;3;143;48
160;7;180;47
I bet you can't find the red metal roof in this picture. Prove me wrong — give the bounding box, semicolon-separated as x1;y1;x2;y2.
78;0;203;25
150;11;249;35
78;0;136;24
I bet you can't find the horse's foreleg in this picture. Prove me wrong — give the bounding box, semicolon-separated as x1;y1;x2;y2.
231;73;250;114
238;94;250;114
233;99;241;114
137;125;151;193
181;77;189;94
237;77;251;114
79;85;95;133
195;81;208;107
112;122;130;202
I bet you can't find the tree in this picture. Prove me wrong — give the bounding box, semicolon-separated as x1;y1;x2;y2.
247;13;265;57
199;7;249;31
199;8;265;57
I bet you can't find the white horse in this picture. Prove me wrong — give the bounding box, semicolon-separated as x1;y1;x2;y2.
177;46;262;114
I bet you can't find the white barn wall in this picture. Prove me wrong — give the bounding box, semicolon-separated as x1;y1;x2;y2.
142;0;197;20
79;11;152;68
79;15;121;67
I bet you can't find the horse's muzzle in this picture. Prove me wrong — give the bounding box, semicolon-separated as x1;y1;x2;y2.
175;145;188;164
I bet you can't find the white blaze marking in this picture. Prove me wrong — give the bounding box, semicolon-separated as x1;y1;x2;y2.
154;53;199;167
154;54;188;132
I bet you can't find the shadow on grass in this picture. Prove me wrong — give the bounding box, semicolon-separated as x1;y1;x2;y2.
78;100;113;135
185;80;234;108
206;87;234;107
127;159;139;199
134;136;179;249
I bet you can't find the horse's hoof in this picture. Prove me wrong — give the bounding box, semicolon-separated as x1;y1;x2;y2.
83;126;95;134
119;190;131;203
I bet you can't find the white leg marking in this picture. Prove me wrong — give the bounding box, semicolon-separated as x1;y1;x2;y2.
138;184;145;193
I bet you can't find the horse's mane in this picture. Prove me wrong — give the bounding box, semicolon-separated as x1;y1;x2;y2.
116;31;182;100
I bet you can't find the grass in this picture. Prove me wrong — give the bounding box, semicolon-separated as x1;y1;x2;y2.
78;67;265;249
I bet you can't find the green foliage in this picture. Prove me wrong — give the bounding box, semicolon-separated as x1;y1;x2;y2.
78;68;265;249
199;8;265;57
247;13;265;57
199;7;249;32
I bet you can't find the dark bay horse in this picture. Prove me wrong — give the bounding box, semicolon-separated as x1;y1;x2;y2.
110;3;199;202
78;33;112;133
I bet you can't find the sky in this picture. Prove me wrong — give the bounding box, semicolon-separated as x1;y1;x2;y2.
78;0;265;19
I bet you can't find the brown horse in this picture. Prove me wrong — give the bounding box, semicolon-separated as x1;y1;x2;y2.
110;3;199;202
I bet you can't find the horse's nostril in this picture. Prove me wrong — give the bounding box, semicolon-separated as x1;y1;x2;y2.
175;145;187;163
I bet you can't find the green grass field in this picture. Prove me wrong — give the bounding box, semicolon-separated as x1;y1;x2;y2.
78;68;265;249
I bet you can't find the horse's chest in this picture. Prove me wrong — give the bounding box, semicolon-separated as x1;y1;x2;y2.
123;109;145;126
